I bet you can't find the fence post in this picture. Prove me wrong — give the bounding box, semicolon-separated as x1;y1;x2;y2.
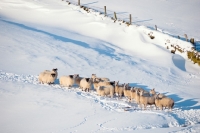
114;12;117;20
184;34;188;41
78;0;80;6
155;25;157;30
104;6;107;16
129;14;132;25
190;38;195;45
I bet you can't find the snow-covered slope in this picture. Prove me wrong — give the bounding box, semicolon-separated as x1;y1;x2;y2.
0;0;200;132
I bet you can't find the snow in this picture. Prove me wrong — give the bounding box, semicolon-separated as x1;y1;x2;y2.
0;0;200;132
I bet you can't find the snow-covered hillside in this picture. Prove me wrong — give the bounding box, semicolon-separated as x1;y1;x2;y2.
0;0;200;132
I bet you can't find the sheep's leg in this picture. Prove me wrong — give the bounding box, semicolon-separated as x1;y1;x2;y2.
160;106;163;110
140;104;143;109
144;104;147;110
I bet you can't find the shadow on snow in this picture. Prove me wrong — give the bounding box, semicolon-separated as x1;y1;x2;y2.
1;19;137;65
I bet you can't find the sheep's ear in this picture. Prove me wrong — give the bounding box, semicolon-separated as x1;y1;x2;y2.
69;75;73;78
153;88;155;91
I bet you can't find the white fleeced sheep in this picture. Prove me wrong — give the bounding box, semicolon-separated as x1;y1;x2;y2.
130;87;137;102
96;85;115;98
155;94;174;111
138;90;156;110
39;71;56;84
59;74;77;88
135;89;141;104
114;81;124;98
80;78;92;92
123;83;132;102
91;74;110;82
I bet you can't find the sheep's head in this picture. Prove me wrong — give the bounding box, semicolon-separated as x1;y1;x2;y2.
115;81;119;86
52;68;57;72
69;75;73;78
85;78;90;82
139;90;144;96
110;81;115;86
51;73;56;78
150;88;156;95
131;87;136;92
91;74;96;78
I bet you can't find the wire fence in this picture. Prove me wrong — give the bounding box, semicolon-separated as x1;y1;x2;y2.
64;0;199;51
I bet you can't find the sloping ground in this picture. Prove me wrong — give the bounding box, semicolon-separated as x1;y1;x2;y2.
1;71;200;133
0;0;200;132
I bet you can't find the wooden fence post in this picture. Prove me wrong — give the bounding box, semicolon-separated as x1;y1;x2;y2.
190;38;195;45
104;6;107;16
78;0;80;6
114;12;117;20
184;34;188;41
129;14;132;25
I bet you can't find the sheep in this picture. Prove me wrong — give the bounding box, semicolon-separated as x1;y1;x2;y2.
38;71;56;84
91;74;110;82
135;89;141;104
138;90;156;110
130;87;137;102
96;85;115;98
74;74;84;88
80;78;93;92
155;94;174;111
44;68;58;79
59;74;77;88
150;88;165;98
114;81;124;98
123;83;132;102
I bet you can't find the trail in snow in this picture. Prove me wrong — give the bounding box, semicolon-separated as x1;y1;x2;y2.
1;70;200;130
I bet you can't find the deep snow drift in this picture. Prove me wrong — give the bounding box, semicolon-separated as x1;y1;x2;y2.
0;0;200;132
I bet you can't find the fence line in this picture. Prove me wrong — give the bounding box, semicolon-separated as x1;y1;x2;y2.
65;0;198;51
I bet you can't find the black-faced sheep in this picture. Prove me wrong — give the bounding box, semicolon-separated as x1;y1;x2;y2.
59;74;77;88
39;71;57;84
45;68;58;79
80;78;93;92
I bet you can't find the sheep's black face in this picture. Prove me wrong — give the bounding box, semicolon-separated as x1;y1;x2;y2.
53;68;57;72
69;75;73;78
110;81;115;86
86;78;90;82
51;74;56;77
